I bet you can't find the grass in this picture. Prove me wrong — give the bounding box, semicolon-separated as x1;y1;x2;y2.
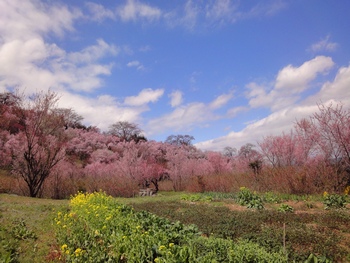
0;194;68;262
1;191;349;262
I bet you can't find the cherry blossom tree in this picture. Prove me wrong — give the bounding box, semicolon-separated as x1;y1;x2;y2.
165;134;195;146
107;121;145;142
295;102;350;190
6;91;68;197
259;132;298;167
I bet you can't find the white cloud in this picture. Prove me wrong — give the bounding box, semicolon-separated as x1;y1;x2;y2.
304;65;350;106
124;88;164;106
0;37;117;93
196;105;318;151
0;0;119;95
169;90;183;107
117;0;161;22
205;0;239;24
209;92;233;109
309;35;338;53
196;59;350;152
247;56;334;110
147;92;232;135
275;56;334;91
69;39;119;64
57;92;145;131
85;2;116;22
166;0;287;29
126;60;145;71
246;0;287;18
147;102;212;134
0;0;80;41
227;106;248;117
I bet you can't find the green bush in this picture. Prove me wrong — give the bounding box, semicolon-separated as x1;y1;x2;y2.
237;187;264;209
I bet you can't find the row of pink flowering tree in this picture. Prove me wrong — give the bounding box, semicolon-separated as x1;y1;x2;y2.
1;90;349;198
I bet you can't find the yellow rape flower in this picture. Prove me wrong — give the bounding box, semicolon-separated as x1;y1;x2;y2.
159;245;166;251
61;244;67;251
323;191;328;197
169;243;174;248
74;248;83;257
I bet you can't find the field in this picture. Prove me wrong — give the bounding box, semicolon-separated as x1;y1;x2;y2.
1;191;350;262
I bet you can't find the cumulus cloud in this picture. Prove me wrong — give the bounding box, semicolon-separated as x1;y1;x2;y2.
196;59;350;151
0;0;120;96
247;56;334;110
0;37;117;93
304;65;350;106
0;0;80;41
57;92;145;131
124;88;164;106
275;56;334;91
169;90;183;107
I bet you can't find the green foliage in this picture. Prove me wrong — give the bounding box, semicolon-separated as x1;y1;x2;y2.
0;227;18;263
0;219;37;263
263;191;281;203
10;219;37;240
132;200;349;262
180;193;213;202
277;204;294;213
323;192;347;209
304;253;332;263
237;187;264;209
55;192;286;262
202;192;236;201
0;194;68;262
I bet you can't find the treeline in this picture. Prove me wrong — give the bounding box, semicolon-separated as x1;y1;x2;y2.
0;91;349;198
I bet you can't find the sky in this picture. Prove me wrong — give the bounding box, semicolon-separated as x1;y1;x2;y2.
1;0;350;152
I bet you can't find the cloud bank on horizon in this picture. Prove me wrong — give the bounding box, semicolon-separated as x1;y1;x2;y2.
1;0;350;151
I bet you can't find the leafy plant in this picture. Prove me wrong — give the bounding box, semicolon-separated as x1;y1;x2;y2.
10;219;37;240
237;187;264;209
263;191;281;204
180;194;212;202
323;192;347;209
277;204;294;213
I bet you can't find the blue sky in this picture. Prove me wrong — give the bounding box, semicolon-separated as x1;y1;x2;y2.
1;0;350;151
